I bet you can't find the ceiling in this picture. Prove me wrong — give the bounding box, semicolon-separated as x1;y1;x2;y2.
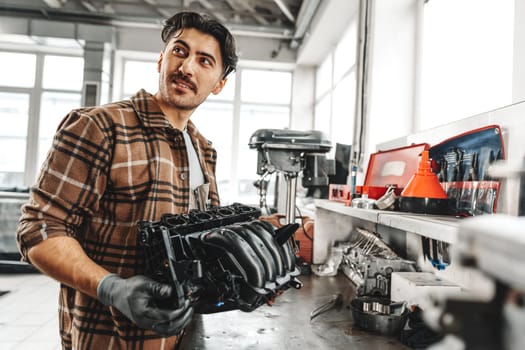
0;0;321;44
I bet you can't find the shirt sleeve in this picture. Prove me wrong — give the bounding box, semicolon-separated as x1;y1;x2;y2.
16;109;112;262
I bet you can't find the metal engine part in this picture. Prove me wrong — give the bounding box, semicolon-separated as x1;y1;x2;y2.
137;203;302;314
350;296;409;336
340;227;416;297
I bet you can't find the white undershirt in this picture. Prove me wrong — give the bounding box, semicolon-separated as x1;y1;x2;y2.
182;128;205;191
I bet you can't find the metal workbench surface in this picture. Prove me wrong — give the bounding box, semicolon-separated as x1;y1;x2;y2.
178;273;410;350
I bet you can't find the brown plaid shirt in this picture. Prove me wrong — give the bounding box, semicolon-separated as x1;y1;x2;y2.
17;89;220;349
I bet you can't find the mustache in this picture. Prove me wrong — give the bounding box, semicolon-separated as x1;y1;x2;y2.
169;72;197;91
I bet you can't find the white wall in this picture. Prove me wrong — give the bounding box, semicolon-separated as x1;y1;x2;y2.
513;0;525;103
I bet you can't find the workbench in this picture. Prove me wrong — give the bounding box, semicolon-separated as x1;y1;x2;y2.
178;273;410;349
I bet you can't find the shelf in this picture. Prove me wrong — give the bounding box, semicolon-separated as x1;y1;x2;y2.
312;199;380;222
314;199;461;244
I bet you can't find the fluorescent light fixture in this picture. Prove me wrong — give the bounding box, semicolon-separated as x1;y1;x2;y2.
43;0;66;8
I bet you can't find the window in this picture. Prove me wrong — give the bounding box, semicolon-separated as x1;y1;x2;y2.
334;22;357;84
420;0;514;130
122;60;158;96
0;50;83;188
43;55;84;90
235;69;292;205
193;68;292;206
314;94;331;136
332;72;356;146
314;21;358;156
241;70;292;104
0;92;29;187
0;52;36;88
315;56;332;101
191;101;234;189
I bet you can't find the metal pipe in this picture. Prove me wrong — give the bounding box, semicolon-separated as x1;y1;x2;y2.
284;173;297;224
352;0;373;172
272;0;295;23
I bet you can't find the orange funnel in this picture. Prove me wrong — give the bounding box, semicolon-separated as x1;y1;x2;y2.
401;150;447;199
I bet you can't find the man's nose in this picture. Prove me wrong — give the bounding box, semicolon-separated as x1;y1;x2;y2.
179;56;196;76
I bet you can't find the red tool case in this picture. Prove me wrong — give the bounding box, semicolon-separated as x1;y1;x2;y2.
359;143;430;199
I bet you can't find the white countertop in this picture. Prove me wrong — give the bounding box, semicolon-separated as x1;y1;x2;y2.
315;199;462;244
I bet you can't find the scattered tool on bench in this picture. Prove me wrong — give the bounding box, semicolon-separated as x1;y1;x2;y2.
310;293;344;321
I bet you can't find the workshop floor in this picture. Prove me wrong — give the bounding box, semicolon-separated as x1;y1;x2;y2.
0;272;60;350
0;272;410;350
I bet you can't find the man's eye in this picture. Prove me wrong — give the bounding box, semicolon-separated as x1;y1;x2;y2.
173;46;186;56
201;58;212;66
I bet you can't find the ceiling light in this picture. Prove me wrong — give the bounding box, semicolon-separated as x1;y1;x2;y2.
42;0;66;8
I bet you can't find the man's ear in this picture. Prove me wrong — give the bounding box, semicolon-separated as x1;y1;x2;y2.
157;51;164;73
212;78;227;95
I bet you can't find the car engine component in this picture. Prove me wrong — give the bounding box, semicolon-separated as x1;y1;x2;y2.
137;203;302;314
340;227;416;297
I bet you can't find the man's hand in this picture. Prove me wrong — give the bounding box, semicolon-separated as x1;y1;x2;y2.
97;274;193;336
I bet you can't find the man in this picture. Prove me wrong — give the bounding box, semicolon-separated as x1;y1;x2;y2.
17;11;238;349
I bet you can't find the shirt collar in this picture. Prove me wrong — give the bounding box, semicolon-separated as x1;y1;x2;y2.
130;89;199;134
130;89;171;129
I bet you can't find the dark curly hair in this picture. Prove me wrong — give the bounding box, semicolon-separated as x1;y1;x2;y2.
161;11;238;78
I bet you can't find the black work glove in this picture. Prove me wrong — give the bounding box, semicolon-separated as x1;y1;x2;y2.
97;274;193;336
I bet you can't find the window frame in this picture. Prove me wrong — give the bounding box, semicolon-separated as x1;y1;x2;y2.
0;45;83;188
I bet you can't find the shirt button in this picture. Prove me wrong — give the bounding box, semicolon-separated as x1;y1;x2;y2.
180;173;186;180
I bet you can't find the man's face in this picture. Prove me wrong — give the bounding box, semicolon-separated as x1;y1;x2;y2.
157;28;227;111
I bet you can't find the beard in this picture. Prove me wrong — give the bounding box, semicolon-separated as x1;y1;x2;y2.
158;72;207;111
